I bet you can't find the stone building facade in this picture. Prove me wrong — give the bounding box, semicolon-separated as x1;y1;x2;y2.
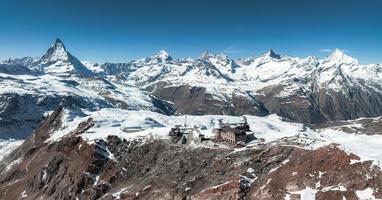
213;117;251;145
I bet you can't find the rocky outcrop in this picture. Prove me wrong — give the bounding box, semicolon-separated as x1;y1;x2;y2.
0;105;103;200
248;144;382;200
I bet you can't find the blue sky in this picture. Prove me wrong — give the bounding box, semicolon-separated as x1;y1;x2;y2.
0;0;381;63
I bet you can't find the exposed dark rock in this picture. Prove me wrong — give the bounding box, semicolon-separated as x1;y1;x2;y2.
151;82;268;116
311;117;382;135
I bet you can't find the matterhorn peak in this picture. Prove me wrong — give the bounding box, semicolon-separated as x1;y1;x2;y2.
34;38;93;76
263;49;281;59
40;38;70;64
54;38;65;47
326;48;359;64
51;38;67;54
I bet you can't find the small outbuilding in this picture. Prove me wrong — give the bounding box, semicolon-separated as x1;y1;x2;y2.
169;125;182;137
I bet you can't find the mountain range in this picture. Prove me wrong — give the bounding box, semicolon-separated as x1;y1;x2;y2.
1;39;382;199
2;39;382;131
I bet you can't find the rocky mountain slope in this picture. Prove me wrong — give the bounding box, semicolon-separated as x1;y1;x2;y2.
1;103;382;199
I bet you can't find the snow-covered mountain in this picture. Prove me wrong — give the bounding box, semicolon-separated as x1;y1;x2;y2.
3;39;382;126
80;47;382;124
35;38;93;75
3;39;93;76
0;39;175;139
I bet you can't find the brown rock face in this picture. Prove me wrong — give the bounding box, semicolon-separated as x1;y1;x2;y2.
254;77;382;125
151;82;269;116
149;76;382;125
249;144;382;200
255;84;327;124
311;117;382;135
0;105;108;200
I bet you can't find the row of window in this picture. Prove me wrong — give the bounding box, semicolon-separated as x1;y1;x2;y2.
222;132;236;144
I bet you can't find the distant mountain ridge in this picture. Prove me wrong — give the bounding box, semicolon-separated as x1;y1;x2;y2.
2;39;382;124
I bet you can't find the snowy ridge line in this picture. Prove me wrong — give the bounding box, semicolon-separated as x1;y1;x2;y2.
3;39;382;101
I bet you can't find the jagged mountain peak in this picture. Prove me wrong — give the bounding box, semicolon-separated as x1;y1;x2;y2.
263;49;281;59
141;50;173;64
33;38;93;76
40;38;70;63
241;49;283;66
325;48;359;64
54;38;65;48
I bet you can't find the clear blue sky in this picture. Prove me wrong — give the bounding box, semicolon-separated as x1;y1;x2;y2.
0;0;381;63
